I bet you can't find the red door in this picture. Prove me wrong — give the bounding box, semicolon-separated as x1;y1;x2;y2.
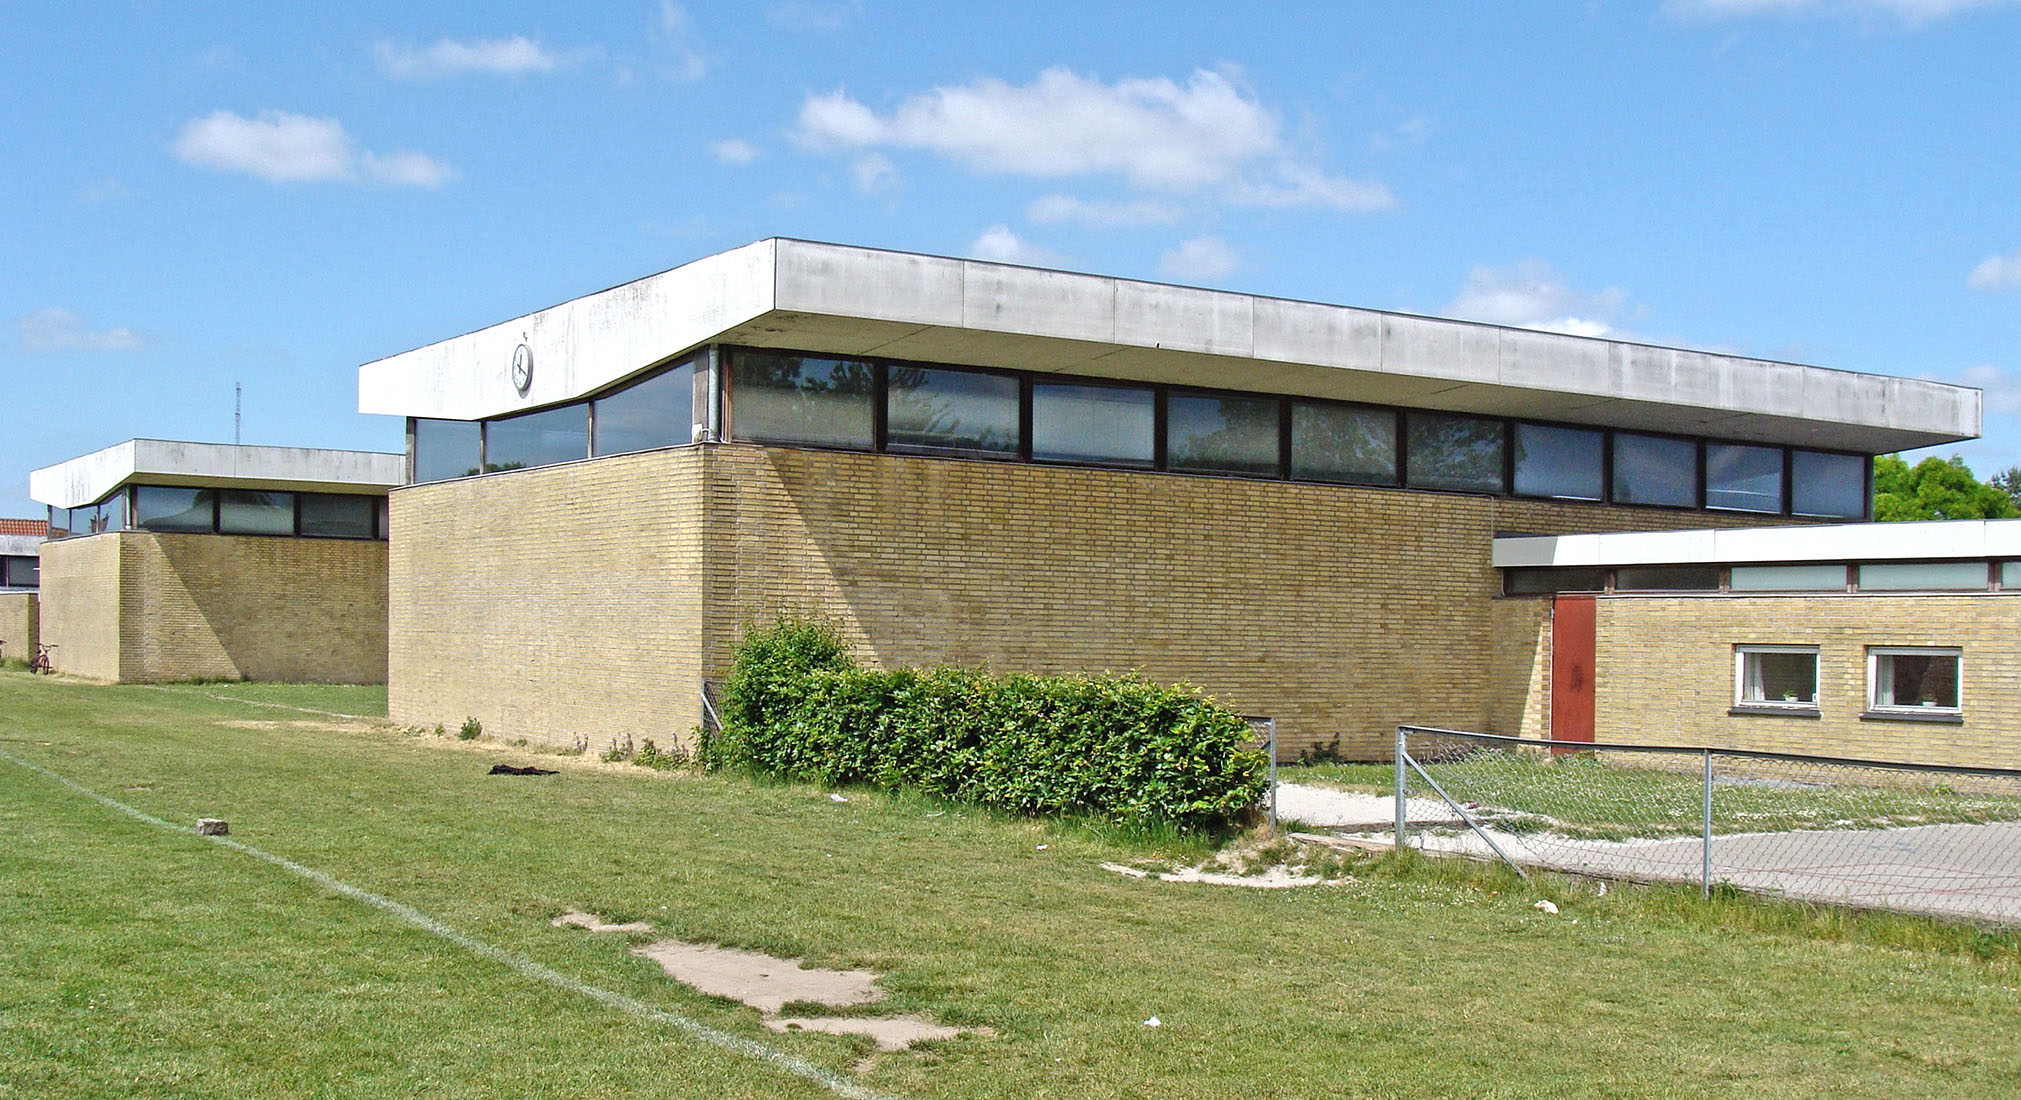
1550;594;1596;748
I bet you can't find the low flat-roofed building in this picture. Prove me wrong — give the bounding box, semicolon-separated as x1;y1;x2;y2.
28;440;403;683
359;238;1981;757
1495;520;2021;767
0;518;45;663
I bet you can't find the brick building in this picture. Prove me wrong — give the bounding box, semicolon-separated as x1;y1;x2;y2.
0;518;43;662
28;440;402;683
359;238;1980;758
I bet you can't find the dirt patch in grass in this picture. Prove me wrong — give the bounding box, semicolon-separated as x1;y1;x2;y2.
551;911;653;933
765;1015;992;1051
218;718;382;735
1099;862;1326;888
630;939;883;1014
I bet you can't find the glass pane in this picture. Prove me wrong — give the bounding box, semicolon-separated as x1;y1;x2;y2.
219;490;295;536
377;498;390;540
413;418;481;483
1513;423;1603;500
1740;651;1816;704
133;486;214;533
1875;653;1959;709
486;404;589;471
47;506;71;540
2004;561;2021;589
1503;567;1607;595
1790;450;1869;519
886;366;1020;458
1167;392;1279;476
1611;433;1697;507
1706;443;1784;513
4;556;38;588
99;491;127;533
1406;411;1504;493
1858;562;1987;590
300;493;378;539
1614;565;1720;591
730;351;875;448
1730;564;1845;591
1031;383;1154;467
594;361;695;456
1291;402;1395;485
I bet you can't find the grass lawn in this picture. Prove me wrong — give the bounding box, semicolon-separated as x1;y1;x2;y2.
1294;752;2021;841
4;672;2021;1098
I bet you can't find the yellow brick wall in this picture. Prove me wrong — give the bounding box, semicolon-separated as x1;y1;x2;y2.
387;450;706;748
1595;593;2021;768
115;532;387;683
0;592;38;663
37;535;123;681
1487;597;1553;740
697;445;1784;758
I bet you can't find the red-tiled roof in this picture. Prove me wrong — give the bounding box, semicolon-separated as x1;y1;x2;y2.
0;518;49;537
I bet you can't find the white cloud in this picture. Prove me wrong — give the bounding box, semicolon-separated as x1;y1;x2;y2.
1027;194;1181;228
968;226;1065;267
16;308;145;353
1959;364;2021;414
1158;237;1242;282
172;110;450;187
1446;262;1632;337
711;138;758;164
373;35;581;79
766;0;862;30
1968;251;2021;291
1666;0;2017;24
793;67;1392;212
851;153;897;194
656;2;707;81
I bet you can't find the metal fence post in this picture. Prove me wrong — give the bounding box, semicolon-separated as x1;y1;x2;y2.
1702;748;1714;899
1266;719;1279;838
1395;726;1408;851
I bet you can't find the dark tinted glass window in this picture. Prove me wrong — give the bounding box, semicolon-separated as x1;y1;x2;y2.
1513;423;1603;501
730;352;875;448
3;556;37;588
1791;450;1868;519
219;490;295;535
134;486;214;533
1706;443;1785;513
1406;412;1504;493
1031;383;1154;467
593;361;695;456
1611;433;1697;507
886;366;1020;458
413;418;481;483
300;493;378;539
1504;567;1607;595
1614;565;1720;591
1291;402;1395;485
486;404;589;471
1167;392;1279;476
98;491;127;533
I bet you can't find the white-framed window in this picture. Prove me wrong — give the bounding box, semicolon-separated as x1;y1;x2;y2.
1867;647;1962;715
1735;646;1820;710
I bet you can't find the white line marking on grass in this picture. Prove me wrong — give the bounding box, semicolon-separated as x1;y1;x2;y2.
134;684;380;722
0;747;904;1100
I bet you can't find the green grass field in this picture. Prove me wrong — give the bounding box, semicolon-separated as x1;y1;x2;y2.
5;673;2021;1098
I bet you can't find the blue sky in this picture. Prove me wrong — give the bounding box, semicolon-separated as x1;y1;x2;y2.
4;0;2020;519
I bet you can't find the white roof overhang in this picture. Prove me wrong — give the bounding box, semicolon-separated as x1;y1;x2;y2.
29;440;404;510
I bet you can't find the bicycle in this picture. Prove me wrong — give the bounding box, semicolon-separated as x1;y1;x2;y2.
29;643;56;675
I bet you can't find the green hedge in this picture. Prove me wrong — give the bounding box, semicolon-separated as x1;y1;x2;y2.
704;619;1267;826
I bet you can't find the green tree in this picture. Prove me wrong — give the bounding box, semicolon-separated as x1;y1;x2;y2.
1871;454;2021;521
1990;465;2021;514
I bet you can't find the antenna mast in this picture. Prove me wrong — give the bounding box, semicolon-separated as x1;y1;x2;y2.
234;382;242;445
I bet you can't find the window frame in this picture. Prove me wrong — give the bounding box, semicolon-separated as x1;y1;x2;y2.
1732;644;1822;715
1865;646;1963;719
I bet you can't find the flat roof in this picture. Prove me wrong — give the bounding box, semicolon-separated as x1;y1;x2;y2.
359;238;1978;454
29;440;405;510
1493;519;2021;569
0;533;39;557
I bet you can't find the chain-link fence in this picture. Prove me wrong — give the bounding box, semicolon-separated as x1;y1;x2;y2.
1391;727;2021;925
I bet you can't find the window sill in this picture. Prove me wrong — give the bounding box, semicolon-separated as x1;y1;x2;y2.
1860;709;1965;725
1728;705;1821;719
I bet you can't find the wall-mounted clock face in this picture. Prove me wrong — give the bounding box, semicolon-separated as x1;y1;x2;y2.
511;343;533;395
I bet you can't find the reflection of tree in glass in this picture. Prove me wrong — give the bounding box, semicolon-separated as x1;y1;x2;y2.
738;353;874;396
1409;414;1503;489
1293;404;1395;482
1170;395;1278;473
888;366;1017;452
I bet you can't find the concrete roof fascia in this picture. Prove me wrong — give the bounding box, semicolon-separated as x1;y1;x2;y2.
0;534;39;556
28;439;405;510
355;238;1981;452
1491;519;2021;569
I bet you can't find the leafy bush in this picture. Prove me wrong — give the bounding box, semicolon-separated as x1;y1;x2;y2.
633;738;686;771
458;717;483;741
705;619;1266;827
